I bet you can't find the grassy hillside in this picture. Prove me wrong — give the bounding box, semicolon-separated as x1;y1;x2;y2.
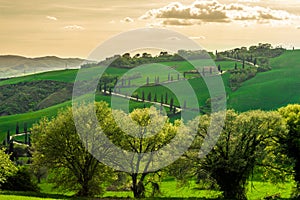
0;93;156;141
1;52;300;140
228;50;300;111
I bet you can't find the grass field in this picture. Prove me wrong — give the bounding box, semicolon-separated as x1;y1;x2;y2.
0;178;295;200
0;93;159;141
227;50;300;111
1;52;300;141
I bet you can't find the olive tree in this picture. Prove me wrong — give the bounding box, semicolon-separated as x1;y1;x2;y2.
279;104;300;197
107;107;182;198
191;110;286;200
31;102;114;197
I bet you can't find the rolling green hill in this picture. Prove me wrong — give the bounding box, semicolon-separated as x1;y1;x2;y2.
1;51;299;141
227;50;300;111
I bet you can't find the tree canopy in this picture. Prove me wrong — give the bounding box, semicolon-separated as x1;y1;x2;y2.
31;102;114;197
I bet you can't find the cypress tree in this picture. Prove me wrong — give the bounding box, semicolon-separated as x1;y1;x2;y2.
9;138;14;161
24;123;28;144
28;135;31;147
165;93;168;104
170;98;174;112
6;130;10;145
142;91;145;102
103;82;107;94
147;92;152;101
253;58;257;66
99;81;102;92
16;122;19;135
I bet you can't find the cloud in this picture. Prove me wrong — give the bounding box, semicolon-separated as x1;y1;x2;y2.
140;0;298;26
163;19;194;26
63;25;85;31
121;17;134;23
46;16;58;21
297;26;300;29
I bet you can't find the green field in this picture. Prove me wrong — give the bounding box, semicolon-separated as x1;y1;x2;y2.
0;179;295;200
1;52;300;141
0;93;157;140
227;50;300;111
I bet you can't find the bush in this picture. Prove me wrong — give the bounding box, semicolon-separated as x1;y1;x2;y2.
1;167;39;192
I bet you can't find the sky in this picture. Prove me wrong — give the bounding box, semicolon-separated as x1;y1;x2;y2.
1;0;300;58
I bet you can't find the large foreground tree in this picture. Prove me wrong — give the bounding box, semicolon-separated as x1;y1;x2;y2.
279;104;300;197
31;102;114;197
192;110;286;200
107;107;182;198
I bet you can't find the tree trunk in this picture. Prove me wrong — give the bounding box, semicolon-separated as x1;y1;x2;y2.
131;174;145;198
223;186;247;200
77;180;90;197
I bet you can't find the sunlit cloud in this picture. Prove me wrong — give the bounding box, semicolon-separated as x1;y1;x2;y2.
140;0;299;26
163;19;194;26
120;17;134;23
46;16;58;21
63;25;85;31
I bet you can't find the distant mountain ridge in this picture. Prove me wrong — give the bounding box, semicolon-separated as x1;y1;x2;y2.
0;55;91;78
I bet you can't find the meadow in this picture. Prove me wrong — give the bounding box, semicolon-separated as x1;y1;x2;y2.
0;179;295;200
1;51;299;139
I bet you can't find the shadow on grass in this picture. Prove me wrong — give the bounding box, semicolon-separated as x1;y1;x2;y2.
1;191;297;200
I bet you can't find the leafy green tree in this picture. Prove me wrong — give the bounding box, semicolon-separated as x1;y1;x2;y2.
31;103;114;197
108;108;180;198
279;104;300;197
191;110;286;200
0;148;17;185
